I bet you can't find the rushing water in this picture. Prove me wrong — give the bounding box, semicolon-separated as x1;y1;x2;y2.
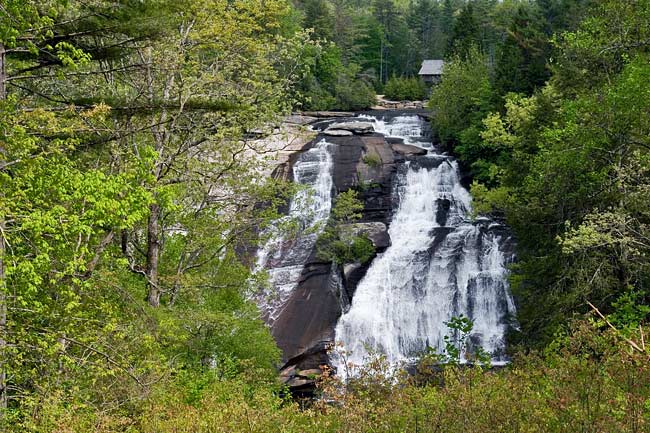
359;113;432;147
334;114;516;372
255;139;334;325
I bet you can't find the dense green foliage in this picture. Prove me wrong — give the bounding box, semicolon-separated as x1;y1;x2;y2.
317;190;376;265
429;0;650;347
2;0;650;431
293;0;515;109
297;43;377;110
293;0;594;109
383;76;426;101
34;323;650;432
0;0;306;428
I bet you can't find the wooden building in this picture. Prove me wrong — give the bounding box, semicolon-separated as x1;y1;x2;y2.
418;59;444;85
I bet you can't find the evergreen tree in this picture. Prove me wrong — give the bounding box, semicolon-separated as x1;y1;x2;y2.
447;2;480;58
493;4;550;97
304;0;336;40
373;0;400;82
440;0;455;40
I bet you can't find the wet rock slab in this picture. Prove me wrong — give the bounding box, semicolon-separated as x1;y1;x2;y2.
327;121;374;135
323;129;354;137
391;142;428;156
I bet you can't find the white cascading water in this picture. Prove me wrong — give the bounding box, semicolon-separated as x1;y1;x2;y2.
255;139;334;324
335;115;515;373
359;113;431;147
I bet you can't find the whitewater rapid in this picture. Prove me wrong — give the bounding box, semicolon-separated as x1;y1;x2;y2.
334;114;515;373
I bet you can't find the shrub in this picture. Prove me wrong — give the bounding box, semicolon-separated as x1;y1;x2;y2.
383;76;427;101
362;153;382;168
317;190;376;264
22;321;650;432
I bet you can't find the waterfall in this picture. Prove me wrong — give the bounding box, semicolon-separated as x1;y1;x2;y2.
358;113;431;147
255;139;334;324
334;115;515;373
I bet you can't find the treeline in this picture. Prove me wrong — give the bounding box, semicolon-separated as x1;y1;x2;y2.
428;0;650;347
290;0;466;108
293;0;593;108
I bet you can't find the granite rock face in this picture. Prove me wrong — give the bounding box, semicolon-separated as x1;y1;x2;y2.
327;121;375;135
267;128;401;371
256;111;515;382
270;262;342;368
391;142;428;156
323;129;354;137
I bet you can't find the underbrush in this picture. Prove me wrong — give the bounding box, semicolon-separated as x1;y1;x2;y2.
24;320;649;432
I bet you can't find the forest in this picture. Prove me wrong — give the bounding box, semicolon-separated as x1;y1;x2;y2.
1;0;650;431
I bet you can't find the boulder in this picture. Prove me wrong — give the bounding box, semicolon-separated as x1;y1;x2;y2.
279;365;297;377
323;129;354;137
391;142;428;156
297;368;322;377
284;114;318;125
340;222;390;249
301;111;355;118
287;377;313;388
327;121;375;135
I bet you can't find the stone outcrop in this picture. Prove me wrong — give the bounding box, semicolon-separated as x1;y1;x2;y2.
248;122;317;179
284;114;319;125
269;129;401;373
301;111;355;118
391;142;428;156
260;111;457;386
340;222;390;250
326;121;374;135
254;110;516;398
323;129;353;137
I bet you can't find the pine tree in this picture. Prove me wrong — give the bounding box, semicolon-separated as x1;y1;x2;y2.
494;4;550;97
447;2;480;58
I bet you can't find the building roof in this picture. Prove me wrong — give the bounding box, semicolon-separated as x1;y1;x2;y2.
418;59;444;76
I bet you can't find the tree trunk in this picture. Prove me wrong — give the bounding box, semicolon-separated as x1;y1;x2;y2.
0;42;5;99
0;41;7;417
146;203;161;307
0;220;6;417
379;39;384;84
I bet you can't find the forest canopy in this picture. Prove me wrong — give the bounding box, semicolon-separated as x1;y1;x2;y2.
2;0;650;431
